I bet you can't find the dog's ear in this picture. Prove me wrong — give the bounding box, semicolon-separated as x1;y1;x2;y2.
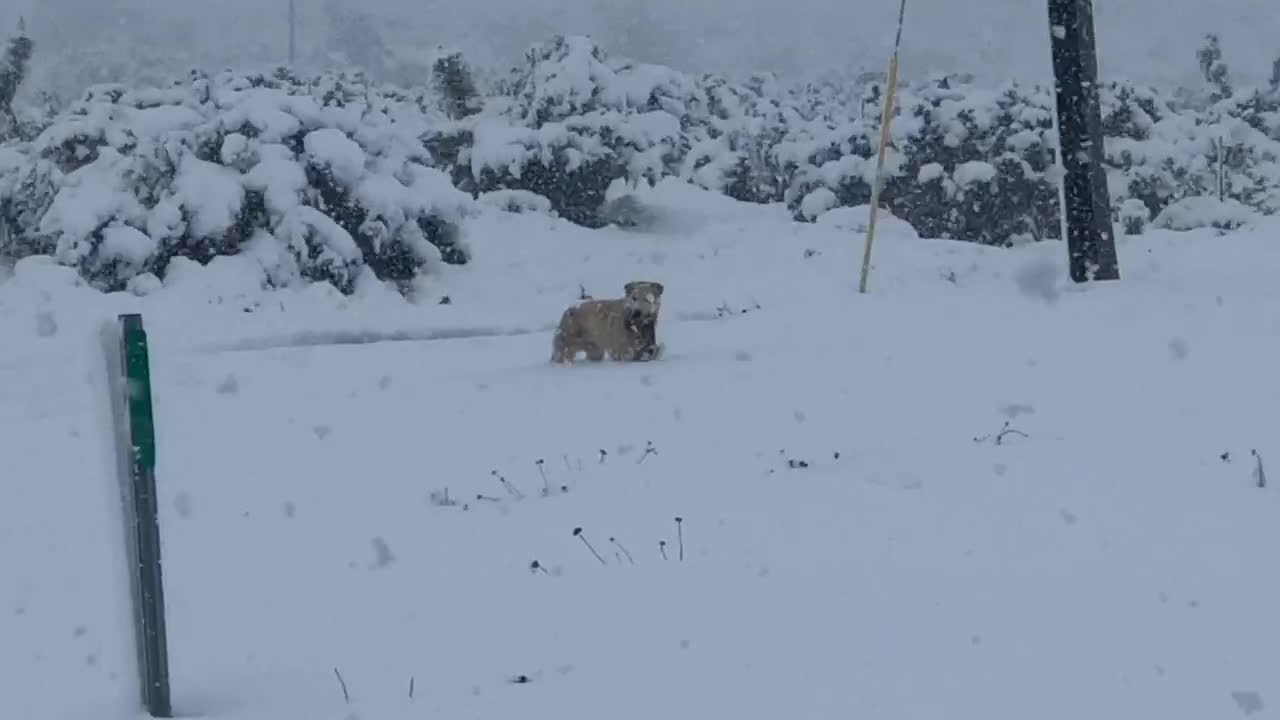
623;281;638;296
651;282;664;296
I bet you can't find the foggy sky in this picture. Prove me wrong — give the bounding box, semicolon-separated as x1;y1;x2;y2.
2;0;1276;95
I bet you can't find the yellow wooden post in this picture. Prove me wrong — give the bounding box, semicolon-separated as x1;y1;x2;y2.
859;0;908;294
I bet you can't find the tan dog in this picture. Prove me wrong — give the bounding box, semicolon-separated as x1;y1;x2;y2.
551;281;664;364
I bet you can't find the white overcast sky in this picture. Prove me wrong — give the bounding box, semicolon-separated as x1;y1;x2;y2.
2;0;1275;88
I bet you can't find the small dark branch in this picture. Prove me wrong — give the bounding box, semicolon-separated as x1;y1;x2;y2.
529;559;549;574
509;674;532;684
562;454;573;471
675;517;684;562
536;458;550;496
996;424;1029;445
715;300;763;317
579;284;591;300
573;527;606;565
974;420;1029;446
637;441;658;464
493;470;524;499
409;676;415;700
659;540;668;561
429;487;457;507
782;447;810;469
610;537;636;565
1252;449;1267;489
333;667;350;703
475;493;502;503
599;448;608;464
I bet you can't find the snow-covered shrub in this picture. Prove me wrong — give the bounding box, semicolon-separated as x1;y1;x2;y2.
426;35;693;227
0;145;26;248
1152;196;1259;232
0;24;33;141
798;187;838;220
1100;32;1279;223
432;49;482;120
0;145;56;258
4;31;1279;275
0;68;474;294
597;193;661;230
1103;81;1280;222
774;70;1277;243
1116;198;1150;235
1206;90;1280;212
476;188;555;215
426;117;617;227
677;73;808;204
1197;34;1234;103
781;79;1061;246
693;57;1276;239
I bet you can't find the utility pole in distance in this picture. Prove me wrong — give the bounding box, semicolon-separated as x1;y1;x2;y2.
1047;0;1120;283
288;0;297;66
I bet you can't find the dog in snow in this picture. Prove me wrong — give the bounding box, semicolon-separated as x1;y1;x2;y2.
550;281;664;364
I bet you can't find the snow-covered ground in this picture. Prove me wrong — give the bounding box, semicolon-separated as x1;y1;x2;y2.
3;181;1279;719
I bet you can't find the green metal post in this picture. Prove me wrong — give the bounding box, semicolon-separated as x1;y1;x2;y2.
118;313;172;718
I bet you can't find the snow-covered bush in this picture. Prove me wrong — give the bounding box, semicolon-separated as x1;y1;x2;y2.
780;78;1060;246
772;72;1279;243
476;188;555;215
1117;198;1150;235
0;23;34;141
432;49;483;120
425;35;692;227
0;143;55;258
1103;82;1280;221
0;68;474;294
1152;196;1259;232
5;32;1280;285
678;73;806;204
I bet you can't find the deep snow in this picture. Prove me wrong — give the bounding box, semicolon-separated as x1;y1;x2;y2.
2;181;1279;720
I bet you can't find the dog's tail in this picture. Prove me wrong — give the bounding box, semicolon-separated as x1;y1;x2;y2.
550;329;566;363
549;307;576;363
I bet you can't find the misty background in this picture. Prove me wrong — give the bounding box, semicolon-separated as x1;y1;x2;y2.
1;0;1277;101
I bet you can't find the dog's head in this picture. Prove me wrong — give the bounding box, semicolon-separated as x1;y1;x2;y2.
623;281;664;315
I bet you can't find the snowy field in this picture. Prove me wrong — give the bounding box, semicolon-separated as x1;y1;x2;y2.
2;181;1279;719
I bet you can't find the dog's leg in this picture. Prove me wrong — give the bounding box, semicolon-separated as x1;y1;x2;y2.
624;311;659;361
